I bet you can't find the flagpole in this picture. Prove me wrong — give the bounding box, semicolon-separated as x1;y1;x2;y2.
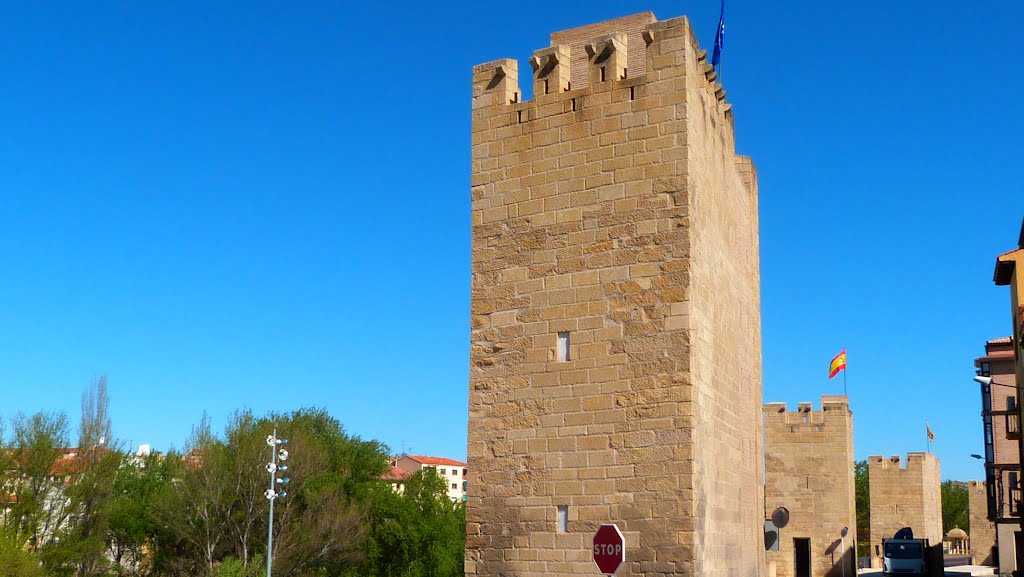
843;347;847;397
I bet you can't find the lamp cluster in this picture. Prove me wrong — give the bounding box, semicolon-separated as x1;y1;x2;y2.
265;434;290;500
265;430;291;577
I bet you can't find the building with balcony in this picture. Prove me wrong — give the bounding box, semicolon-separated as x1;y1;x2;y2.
982;218;1024;574
975;336;1021;573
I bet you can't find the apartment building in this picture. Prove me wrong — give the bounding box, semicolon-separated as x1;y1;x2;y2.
392;455;467;503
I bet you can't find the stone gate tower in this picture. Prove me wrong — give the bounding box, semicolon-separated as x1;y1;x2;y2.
764;396;856;577
867;453;942;572
468;13;763;577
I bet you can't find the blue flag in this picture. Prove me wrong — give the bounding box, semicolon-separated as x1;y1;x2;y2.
711;0;725;69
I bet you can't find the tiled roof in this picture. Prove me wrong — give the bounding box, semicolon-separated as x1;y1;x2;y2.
989;337;1014;345
403;455;467;467
382;466;412;482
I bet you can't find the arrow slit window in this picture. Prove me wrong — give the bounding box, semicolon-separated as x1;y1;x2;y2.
557;505;568;533
557;332;571;362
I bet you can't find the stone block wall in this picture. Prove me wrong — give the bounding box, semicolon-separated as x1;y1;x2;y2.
968;480;996;566
468;12;762;577
764;396;855;577
867;453;942;572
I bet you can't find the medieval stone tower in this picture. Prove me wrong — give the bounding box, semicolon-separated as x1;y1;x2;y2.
763;396;855;577
867;453;942;571
468;12;763;577
967;480;996;567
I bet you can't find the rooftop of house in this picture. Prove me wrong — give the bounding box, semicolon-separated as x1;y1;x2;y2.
381;465;412;482
401;455;467;467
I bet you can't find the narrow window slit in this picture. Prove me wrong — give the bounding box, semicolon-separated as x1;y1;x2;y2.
517;110;523;124
630;86;635;101
600;67;606;82
544;79;549;95
571;98;577;111
557;332;570;362
557;505;569;533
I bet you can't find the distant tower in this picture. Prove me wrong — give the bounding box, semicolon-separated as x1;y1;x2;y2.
867;453;942;573
967;480;996;567
468;13;763;577
763;396;856;577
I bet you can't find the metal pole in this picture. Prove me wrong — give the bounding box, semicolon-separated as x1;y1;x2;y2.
267;428;277;577
841;536;846;577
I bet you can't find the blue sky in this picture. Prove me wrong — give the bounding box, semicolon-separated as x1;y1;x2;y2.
0;1;1020;482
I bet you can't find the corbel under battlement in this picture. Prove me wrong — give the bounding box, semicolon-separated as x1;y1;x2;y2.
471;14;734;124
529;45;571;98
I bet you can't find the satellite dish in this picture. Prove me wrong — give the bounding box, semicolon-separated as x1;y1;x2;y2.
841;527;849;538
771;507;790;529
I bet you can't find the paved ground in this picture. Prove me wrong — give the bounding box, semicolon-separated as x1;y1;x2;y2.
857;566;995;576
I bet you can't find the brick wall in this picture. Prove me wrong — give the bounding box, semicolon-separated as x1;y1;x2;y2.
468;13;763;577
764;396;855;577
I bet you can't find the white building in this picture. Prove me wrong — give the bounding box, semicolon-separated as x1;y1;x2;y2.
392;455;467;503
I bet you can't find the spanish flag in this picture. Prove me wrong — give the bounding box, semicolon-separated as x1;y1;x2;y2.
927;422;935;442
829;350;847;379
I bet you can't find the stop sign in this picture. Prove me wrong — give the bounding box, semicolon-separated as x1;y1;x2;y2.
593;524;625;575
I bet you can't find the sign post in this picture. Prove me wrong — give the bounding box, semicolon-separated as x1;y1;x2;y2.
593;524;625;575
840;527;849;577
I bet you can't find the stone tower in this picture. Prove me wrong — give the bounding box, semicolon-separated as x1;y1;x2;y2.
968;480;996;567
468;13;763;577
763;396;856;577
867;453;942;572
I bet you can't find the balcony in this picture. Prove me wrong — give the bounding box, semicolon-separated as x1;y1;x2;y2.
1008;412;1021;440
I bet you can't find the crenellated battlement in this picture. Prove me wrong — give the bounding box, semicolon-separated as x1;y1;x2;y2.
763;395;851;428
471;14;734;128
868;452;937;473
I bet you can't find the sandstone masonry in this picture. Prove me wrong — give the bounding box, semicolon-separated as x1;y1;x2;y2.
968;480;996;566
468;12;763;577
764;396;855;577
867;453;942;572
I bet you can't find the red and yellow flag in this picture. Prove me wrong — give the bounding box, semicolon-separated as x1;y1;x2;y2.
927;422;935;442
829;350;847;379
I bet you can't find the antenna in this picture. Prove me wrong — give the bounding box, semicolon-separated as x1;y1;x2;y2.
1017;216;1023;249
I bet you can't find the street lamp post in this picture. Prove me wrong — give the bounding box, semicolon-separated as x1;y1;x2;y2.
265;430;290;577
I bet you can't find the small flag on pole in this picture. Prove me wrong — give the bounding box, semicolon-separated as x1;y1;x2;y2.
829;350;847;379
926;422;935;442
711;0;725;71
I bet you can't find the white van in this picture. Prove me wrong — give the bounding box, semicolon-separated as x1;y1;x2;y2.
882;538;928;575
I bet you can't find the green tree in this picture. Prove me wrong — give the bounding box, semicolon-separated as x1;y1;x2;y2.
4;410;71;554
49;377;123;577
154;415;234;577
355;470;465;577
0;527;46;577
855;460;870;557
107;451;176;575
941;481;969;535
266;408;382;576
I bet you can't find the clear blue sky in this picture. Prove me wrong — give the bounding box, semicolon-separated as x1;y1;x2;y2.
0;1;1021;482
